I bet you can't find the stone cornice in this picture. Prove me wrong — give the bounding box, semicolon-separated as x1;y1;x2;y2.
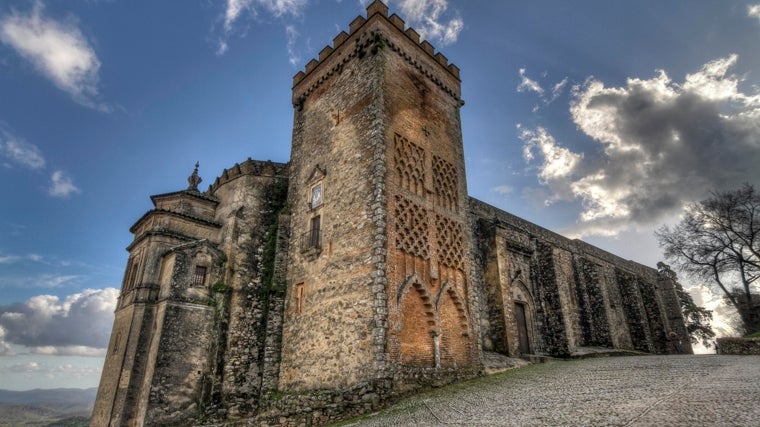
150;189;219;207
127;230;189;252
129;209;222;235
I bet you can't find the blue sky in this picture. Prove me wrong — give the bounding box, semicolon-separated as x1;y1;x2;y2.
1;0;759;390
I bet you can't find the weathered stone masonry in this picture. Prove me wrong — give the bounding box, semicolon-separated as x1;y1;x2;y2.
471;199;691;358
92;2;691;426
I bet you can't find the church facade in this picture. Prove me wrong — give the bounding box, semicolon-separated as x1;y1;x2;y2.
92;2;691;426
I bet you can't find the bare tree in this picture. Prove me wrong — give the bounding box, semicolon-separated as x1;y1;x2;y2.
656;184;760;334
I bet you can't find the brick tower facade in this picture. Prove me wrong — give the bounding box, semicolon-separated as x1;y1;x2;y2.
278;1;477;392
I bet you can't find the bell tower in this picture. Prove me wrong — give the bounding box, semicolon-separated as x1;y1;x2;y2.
280;0;478;392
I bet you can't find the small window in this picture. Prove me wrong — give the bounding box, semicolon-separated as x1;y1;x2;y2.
310;182;323;209
194;266;207;287
123;261;139;291
295;283;305;314
309;216;321;249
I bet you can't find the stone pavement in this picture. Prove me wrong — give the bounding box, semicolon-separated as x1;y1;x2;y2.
344;355;760;426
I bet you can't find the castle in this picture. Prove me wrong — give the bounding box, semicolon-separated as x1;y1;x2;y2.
92;2;691;425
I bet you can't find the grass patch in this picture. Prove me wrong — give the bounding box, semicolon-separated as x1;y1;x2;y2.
745;330;760;338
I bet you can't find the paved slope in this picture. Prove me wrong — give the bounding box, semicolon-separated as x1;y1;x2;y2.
345;355;760;426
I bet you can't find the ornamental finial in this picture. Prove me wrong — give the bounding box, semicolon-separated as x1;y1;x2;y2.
187;162;202;191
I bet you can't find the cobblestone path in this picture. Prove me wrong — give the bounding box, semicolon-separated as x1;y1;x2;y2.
344;355;760;426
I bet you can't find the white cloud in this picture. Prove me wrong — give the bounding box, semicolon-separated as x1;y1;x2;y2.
31;345;106;357
682;54;753;103
524;54;760;237
517;68;544;95
550;77;568;102
0;254;22;264
0;273;80;289
0;361;43;374
0;132;46;169
219;0;308;55
517;69;569;108
216;39;229;56
48;170;81;198
0;2;106;110
0;129;81;200
749;4;760;22
0;360;102;380
393;0;463;46
518;125;582;205
0;252;45;265
0;288;118;356
0;326;11;355
224;0;254;32
286;25;300;66
492;185;513;195
260;0;308;17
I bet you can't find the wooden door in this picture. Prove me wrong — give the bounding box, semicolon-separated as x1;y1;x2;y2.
514;303;530;355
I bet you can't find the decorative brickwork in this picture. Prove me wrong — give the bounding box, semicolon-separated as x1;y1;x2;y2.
394;133;426;197
436;214;464;270
394;195;430;259
432;155;458;211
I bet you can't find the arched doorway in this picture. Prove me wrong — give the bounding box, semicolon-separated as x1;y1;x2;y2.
511;279;535;356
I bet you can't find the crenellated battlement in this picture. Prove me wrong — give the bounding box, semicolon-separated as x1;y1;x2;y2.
292;0;462;108
207;158;289;195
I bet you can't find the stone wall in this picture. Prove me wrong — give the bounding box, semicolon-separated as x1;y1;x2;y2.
574;257;611;347
143;302;215;425
470;197;688;358
256;368;477;427
532;241;570;356
280;16;383;390
717;338;760;355
201;162;289;421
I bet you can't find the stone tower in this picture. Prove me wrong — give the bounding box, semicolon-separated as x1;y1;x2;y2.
91;160;290;426
278;0;478;392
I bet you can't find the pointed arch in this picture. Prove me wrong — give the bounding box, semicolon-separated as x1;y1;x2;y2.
511;279;535;307
511;279;536;355
397;274;436;367
435;280;469;332
436;280;471;367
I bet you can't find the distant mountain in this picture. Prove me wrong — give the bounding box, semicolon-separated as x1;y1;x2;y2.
0;388;96;426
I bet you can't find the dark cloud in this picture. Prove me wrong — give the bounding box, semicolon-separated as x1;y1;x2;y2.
522;55;760;237
0;288;117;356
